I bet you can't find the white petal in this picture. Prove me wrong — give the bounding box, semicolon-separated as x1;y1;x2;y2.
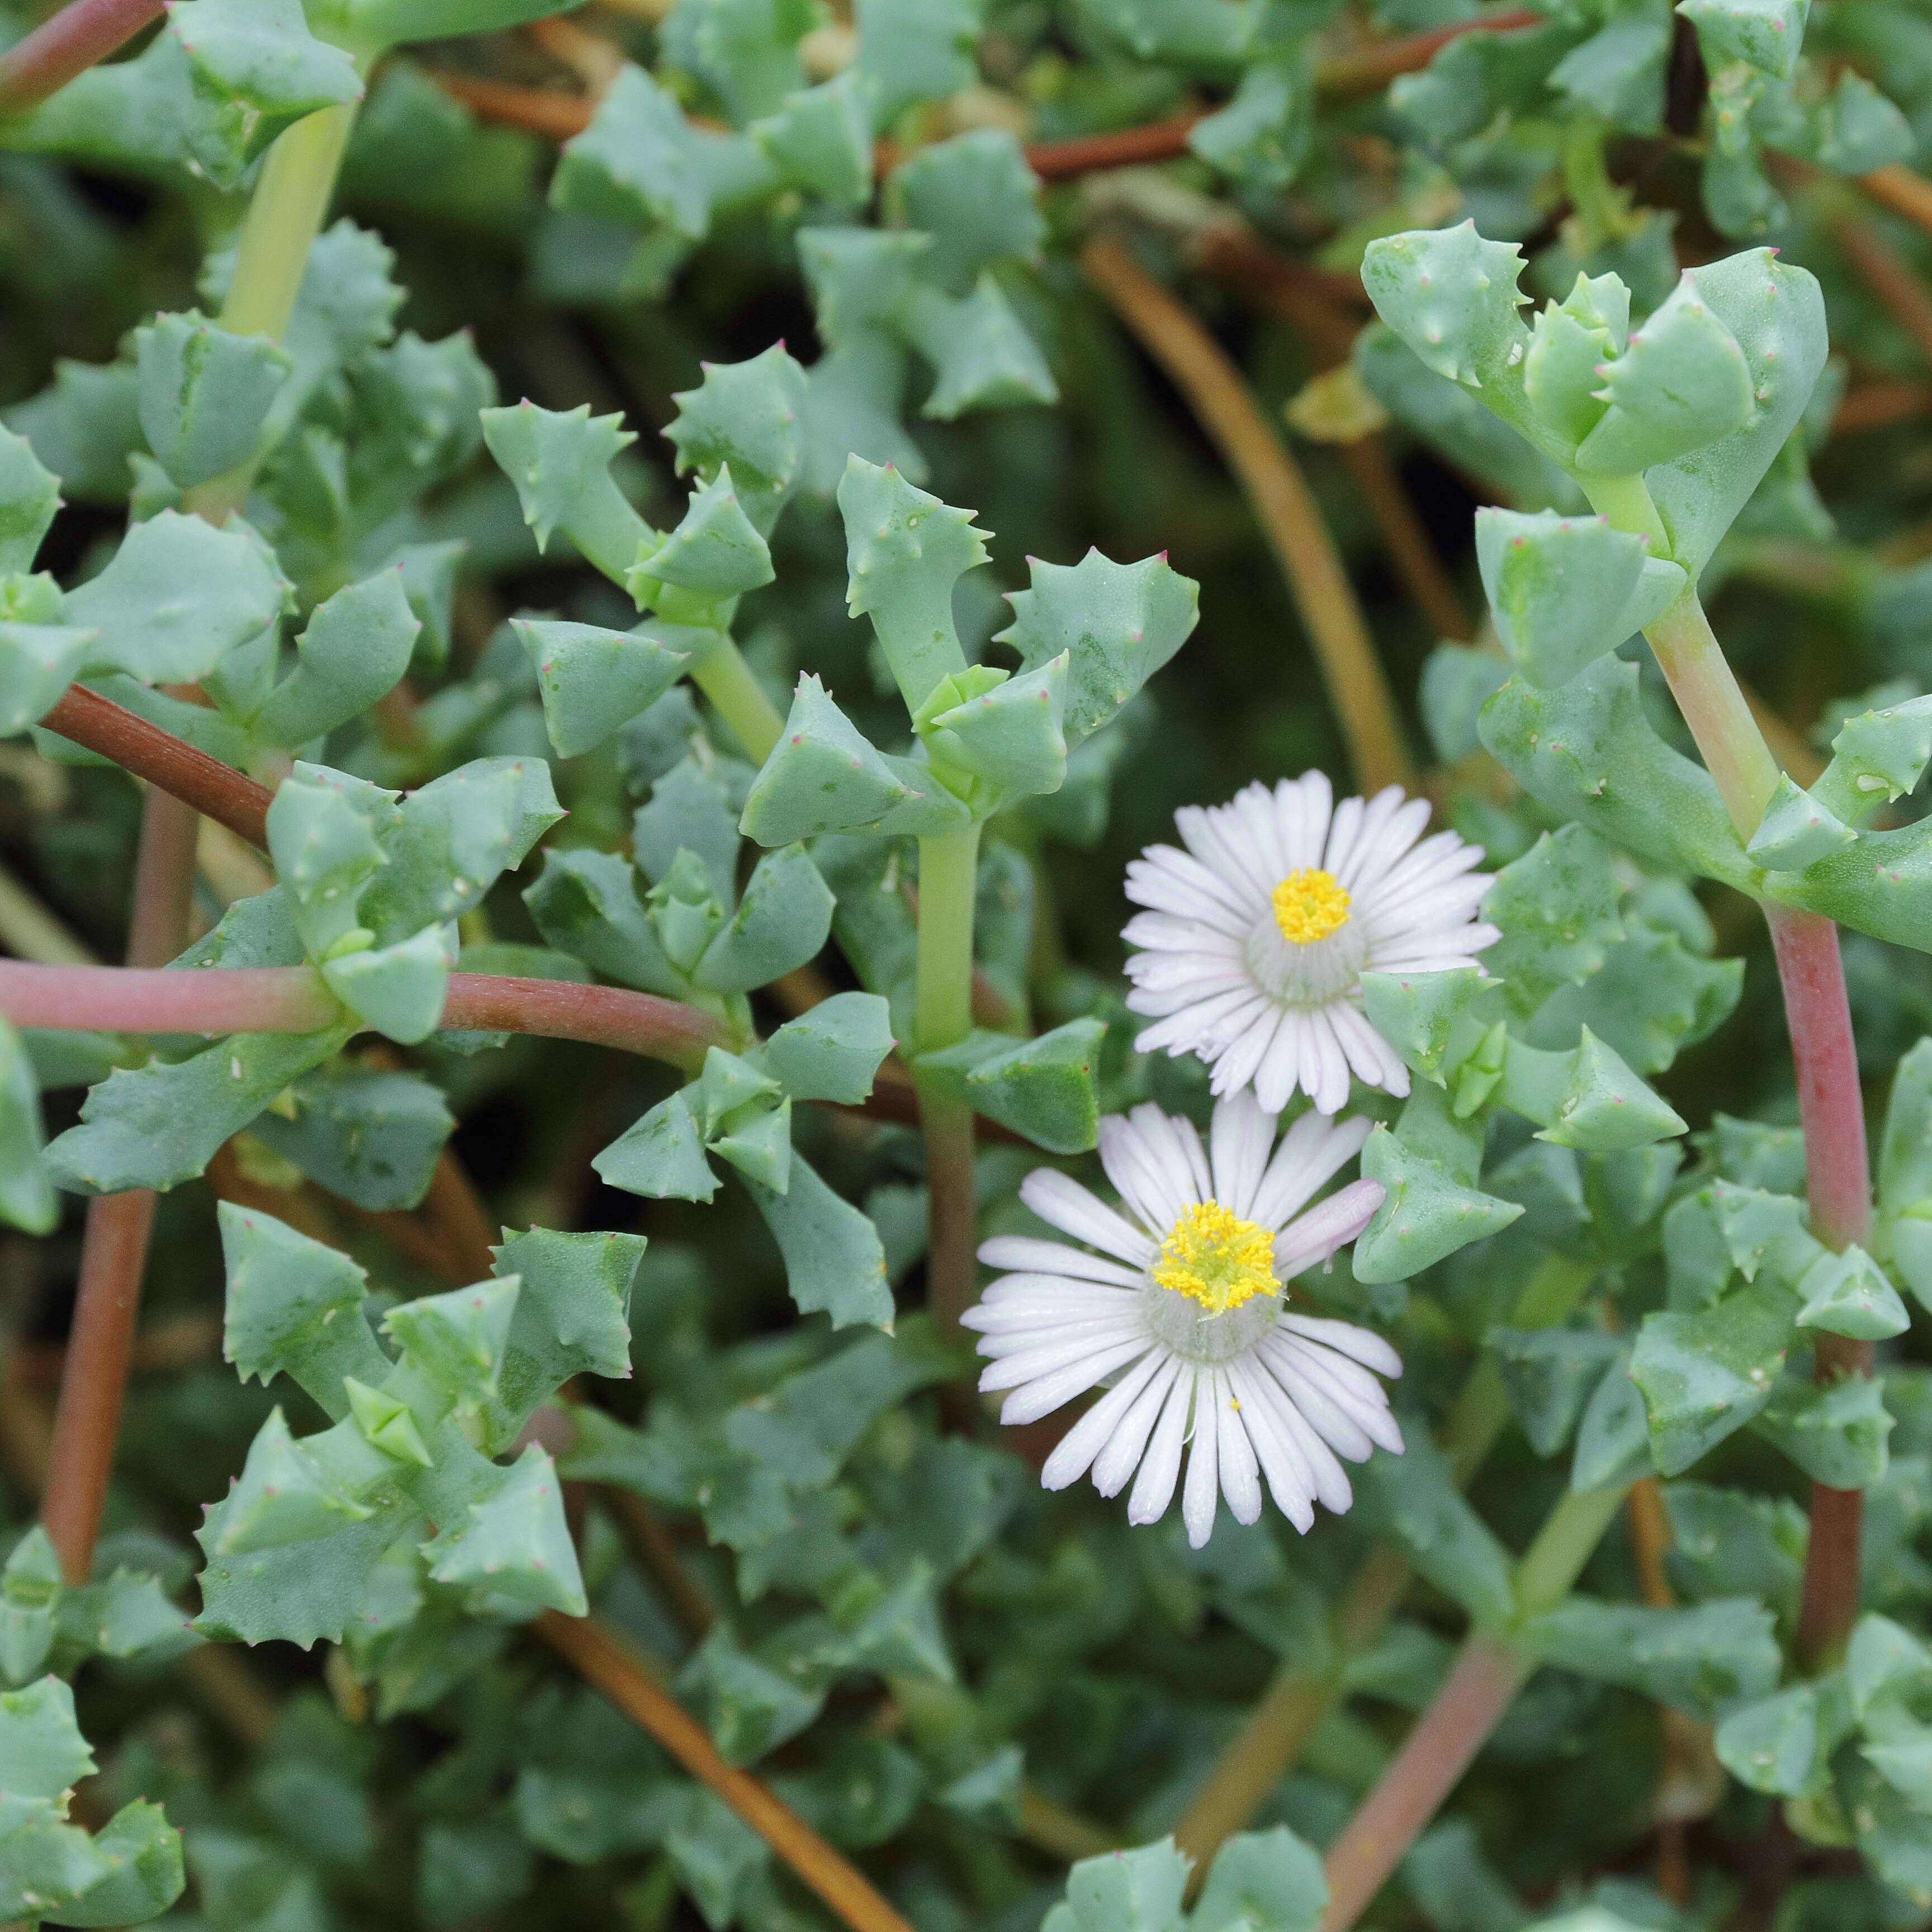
1126;844;1257;923
1040;1349;1171;1491
1209;1005;1286;1102
1253;1008;1309;1114
1227;1357;1315;1531
997;1337;1152;1424
1262;1339;1375;1460
1273;1176;1385;1278
1216;1374;1263;1526
1020;1170;1156;1264
977;1236;1143;1286
978;1320;1147;1388
1304;1007;1353;1115
1273;771;1333;871
1093;1353;1185;1496
975;1313;1146;1362
1126;1365;1194;1526
1330;998;1412;1093
1182;1370;1221;1549
1280;1311;1404;1378
1209;1090;1277;1219
1275;1333;1406;1454
1254;1360;1355;1512
1250;1111;1373;1231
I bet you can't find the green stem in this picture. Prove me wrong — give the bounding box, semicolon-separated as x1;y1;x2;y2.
181;100;359;524
1514;1480;1631;1618
1582;475;1779;838
688;634;784;766
915;823;983;1340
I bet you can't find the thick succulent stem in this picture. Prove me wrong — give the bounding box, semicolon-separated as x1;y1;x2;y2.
37;789;197;1583
915;823;983;1339
1767;902;1876;1670
1319;1483;1628;1931
182;101;359;524
689;633;784;765
0;0;162;114
1175;1252;1598;1869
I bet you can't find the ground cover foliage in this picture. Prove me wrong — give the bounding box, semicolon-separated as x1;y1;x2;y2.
2;0;1932;1928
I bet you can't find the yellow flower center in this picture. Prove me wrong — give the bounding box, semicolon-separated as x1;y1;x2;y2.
1150;1200;1278;1315
1272;868;1352;945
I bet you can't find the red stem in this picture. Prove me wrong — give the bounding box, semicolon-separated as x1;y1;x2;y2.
38;788;197;1584
0;0;162;113
1318;1635;1531;1930
42;685;272;850
1766;903;1875;1671
0;960;727;1069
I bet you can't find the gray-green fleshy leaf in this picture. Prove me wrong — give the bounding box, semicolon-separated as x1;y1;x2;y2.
1360;223;1534;428
663;343;808;539
422;1444;586;1615
0;1017;55;1235
1574;276;1756;476
1353;1125;1523;1282
1793;1245;1910;1341
251;566;420;747
1678;0;1807;80
739;673;911;844
1478;657;1758;892
756;994;895;1104
915;1018;1105;1156
321;920;456;1046
1046;1836;1188;1932
922;655;1067;797
523;847;683;998
219;1201;387;1403
167;0;362;184
45;1022;351;1196
514;617;690;760
901;276;1058;421
1714;1678;1842;1797
63;509;289;686
1474;508;1682;688
1482;825;1623;1012
694;844;834;992
134;309;291;489
214;1407;376;1555
249;1062;452;1212
1356;1434;1516;1628
1750;1371;1892;1488
838;455;984;710
0;427;59;574
1810;693;1932;825
1522;1595;1782;1718
742;1152;893;1330
594;1089;719;1203
634;463;774;603
1745;774;1855;870
1629;1277;1794;1473
1644;248;1828;579
480;400;651;583
888;129;1044;295
995;547;1200;746
1190;1824;1327;1932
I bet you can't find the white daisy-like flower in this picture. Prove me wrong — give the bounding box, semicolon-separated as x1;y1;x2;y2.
964;1093;1402;1549
1123;773;1498;1115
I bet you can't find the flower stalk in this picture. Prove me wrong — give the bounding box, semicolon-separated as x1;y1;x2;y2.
0;0;163;115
